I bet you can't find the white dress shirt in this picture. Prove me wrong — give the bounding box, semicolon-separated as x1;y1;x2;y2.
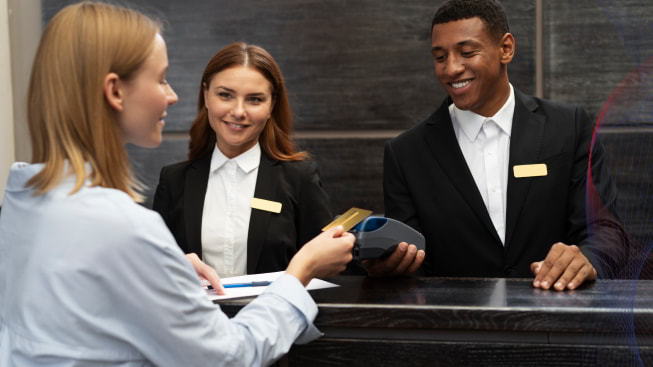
0;161;320;367
202;143;260;277
449;84;515;244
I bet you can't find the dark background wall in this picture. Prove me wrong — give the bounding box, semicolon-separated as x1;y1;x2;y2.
42;1;653;266
542;0;653;254
41;0;534;215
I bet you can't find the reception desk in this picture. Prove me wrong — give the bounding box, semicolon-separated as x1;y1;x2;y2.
216;277;653;366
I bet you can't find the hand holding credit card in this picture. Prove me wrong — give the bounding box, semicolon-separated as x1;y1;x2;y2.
322;208;425;260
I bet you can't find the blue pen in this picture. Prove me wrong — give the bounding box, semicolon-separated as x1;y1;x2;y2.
207;281;271;290
224;281;272;289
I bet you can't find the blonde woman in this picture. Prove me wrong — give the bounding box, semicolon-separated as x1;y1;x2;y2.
0;2;353;366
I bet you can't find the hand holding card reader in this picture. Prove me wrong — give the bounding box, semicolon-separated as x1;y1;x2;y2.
351;216;425;260
322;207;425;260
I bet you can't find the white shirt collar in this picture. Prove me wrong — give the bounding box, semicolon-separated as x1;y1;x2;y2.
451;83;515;142
209;142;261;174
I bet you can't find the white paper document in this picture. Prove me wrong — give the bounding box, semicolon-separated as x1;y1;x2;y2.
205;271;338;301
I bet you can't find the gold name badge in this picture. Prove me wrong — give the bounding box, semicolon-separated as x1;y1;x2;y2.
251;198;282;213
513;164;548;178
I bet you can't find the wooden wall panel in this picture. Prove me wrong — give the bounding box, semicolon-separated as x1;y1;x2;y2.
599;130;653;276
43;0;535;132
542;1;653;122
42;0;535;217
296;137;386;214
543;1;653;277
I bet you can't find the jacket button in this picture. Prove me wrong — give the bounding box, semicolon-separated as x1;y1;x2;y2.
504;266;513;276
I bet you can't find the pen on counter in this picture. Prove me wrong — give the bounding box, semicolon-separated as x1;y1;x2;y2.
207;281;272;290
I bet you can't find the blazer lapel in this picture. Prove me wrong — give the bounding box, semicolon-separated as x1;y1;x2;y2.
246;153;280;273
184;155;211;257
504;90;546;248
424;98;502;245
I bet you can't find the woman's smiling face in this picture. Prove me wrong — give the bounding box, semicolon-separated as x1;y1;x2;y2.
119;33;178;148
203;65;274;158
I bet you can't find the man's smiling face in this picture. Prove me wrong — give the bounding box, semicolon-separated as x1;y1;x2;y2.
431;17;511;117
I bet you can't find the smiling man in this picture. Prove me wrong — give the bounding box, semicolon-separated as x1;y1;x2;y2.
365;0;627;290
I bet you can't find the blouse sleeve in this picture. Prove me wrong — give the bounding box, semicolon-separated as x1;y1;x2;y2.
100;210;320;367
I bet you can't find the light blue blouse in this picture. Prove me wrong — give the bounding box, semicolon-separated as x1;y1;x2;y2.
0;162;321;366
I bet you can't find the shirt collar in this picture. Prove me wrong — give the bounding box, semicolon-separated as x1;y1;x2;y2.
209;142;261;174
450;83;515;142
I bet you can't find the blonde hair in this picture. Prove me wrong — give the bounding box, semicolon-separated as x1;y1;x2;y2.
27;1;161;201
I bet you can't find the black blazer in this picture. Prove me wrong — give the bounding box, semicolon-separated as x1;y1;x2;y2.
152;152;333;274
384;89;626;278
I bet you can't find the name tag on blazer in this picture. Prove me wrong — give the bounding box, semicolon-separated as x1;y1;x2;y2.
513;164;548;178
251;198;282;213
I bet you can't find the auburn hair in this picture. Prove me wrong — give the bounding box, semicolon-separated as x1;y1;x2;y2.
26;1;161;201
188;43;307;161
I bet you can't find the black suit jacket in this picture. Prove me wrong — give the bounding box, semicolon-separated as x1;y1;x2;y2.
152;152;332;274
384;89;626;278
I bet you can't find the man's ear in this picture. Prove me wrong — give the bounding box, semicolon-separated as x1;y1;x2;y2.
104;72;124;111
499;33;515;65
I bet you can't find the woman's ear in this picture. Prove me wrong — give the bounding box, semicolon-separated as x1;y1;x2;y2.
104;72;124;111
269;94;276;116
202;83;209;109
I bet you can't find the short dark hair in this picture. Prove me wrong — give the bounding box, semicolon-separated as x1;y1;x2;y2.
431;0;509;43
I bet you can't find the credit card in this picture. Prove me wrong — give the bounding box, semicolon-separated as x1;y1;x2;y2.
322;207;373;232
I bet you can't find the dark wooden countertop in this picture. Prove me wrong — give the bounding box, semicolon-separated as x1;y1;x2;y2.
217;276;653;344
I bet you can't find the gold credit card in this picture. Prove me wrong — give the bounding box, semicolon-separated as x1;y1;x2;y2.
322;207;372;232
513;163;548;178
251;198;282;213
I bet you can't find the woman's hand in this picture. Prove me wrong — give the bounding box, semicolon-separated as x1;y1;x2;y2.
286;226;355;286
185;253;224;294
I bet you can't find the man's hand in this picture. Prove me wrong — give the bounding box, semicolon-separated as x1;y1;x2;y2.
362;242;425;276
531;242;597;291
185;253;224;295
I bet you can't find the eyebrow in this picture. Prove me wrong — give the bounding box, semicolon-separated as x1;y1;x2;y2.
216;86;236;93
215;86;267;97
431;40;480;52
